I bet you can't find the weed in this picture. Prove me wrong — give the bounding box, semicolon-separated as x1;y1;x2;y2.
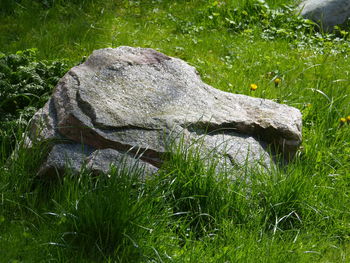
0;48;67;158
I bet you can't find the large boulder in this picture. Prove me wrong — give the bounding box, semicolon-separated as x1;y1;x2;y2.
27;46;302;177
298;0;350;32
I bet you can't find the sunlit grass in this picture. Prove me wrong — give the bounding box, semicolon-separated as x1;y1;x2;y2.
1;0;350;262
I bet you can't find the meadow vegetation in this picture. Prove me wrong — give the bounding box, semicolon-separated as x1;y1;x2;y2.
1;0;350;262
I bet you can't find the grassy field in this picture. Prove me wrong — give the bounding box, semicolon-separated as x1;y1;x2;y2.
1;0;350;262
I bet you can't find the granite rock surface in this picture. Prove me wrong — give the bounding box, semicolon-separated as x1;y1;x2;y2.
298;0;350;32
28;46;302;177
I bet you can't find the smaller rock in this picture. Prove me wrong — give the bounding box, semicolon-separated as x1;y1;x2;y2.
188;130;272;171
298;0;350;32
86;148;159;177
37;143;94;177
37;143;158;178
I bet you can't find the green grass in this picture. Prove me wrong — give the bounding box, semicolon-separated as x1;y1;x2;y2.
1;0;350;262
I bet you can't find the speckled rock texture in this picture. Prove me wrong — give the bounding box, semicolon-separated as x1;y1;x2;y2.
298;0;350;32
27;46;302;177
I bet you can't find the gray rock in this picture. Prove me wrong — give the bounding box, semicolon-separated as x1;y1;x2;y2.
298;0;350;32
37;143;158;178
37;143;95;177
29;46;302;177
86;148;159;177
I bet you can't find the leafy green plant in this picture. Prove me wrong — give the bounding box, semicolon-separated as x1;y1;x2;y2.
0;48;67;158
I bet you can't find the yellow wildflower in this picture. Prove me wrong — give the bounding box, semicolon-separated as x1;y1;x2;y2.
250;83;258;91
347;115;350;122
274;78;281;87
340;117;347;125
